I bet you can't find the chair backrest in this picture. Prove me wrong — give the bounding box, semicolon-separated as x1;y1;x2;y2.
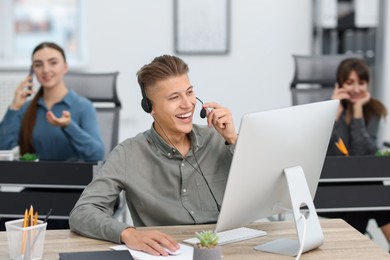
64;72;121;158
290;54;363;105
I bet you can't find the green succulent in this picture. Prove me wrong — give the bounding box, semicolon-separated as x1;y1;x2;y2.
19;153;38;161
195;230;219;248
376;150;390;156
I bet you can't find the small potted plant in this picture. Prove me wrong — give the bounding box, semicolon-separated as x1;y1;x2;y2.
19;153;39;162
193;230;221;260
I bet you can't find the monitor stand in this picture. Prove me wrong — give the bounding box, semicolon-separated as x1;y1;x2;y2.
254;165;324;256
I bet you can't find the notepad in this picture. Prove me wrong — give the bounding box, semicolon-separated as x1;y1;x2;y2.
111;243;194;259
0;150;14;161
59;250;134;260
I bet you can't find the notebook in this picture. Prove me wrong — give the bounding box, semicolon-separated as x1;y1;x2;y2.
59;250;134;260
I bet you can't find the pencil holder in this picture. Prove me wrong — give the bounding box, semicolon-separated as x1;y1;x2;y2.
5;219;47;260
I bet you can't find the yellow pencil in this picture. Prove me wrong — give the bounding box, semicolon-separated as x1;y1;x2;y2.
336;137;349;156
29;205;33;225
33;211;38;226
21;209;28;254
29;205;34;250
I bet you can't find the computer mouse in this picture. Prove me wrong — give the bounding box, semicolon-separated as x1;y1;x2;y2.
163;247;182;255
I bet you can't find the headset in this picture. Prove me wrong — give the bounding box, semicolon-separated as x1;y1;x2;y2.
140;83;207;118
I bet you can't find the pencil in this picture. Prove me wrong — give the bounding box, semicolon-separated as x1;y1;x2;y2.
21;209;28;254
33;211;38;226
29;205;33;226
28;205;34;253
43;208;53;223
336;137;349;156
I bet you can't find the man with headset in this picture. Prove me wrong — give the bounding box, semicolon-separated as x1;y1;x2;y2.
69;55;238;256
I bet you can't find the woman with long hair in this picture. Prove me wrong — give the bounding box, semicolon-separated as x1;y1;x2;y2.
0;42;104;161
325;57;390;248
329;57;387;155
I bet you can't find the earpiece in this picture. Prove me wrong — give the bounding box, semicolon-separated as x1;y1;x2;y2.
140;83;152;113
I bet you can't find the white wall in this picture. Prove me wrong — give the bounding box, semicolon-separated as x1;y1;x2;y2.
84;0;313;142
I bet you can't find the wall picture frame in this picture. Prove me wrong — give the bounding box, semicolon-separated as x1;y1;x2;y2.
174;0;230;55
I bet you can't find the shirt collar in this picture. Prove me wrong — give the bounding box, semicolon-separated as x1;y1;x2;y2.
37;89;76;108
147;124;205;158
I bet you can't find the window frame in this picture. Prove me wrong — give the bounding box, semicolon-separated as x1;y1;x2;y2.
0;0;87;71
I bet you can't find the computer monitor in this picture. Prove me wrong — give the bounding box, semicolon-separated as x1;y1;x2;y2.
215;100;339;256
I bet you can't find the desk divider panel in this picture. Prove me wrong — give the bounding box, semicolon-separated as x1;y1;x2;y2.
0;161;96;219
314;156;390;212
0;161;95;187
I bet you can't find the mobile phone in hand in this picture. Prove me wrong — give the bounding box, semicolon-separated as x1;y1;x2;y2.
336;83;348;109
27;65;33;97
341;99;348;109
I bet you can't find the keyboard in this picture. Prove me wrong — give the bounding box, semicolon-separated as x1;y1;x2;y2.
183;227;267;246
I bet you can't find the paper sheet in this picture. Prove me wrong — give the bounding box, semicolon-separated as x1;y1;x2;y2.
111;243;193;260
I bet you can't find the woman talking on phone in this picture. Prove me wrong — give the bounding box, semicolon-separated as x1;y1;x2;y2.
328;57;387;156
325;57;390;248
0;42;104;161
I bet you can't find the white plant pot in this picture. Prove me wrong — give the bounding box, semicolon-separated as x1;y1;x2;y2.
193;246;222;260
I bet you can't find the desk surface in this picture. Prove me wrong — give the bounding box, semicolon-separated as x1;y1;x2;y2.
0;219;388;259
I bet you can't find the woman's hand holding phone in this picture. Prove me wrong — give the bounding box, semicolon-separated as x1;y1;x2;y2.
331;83;350;120
9;74;35;110
331;83;350;101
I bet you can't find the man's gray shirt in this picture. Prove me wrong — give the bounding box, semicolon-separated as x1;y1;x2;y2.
69;124;235;244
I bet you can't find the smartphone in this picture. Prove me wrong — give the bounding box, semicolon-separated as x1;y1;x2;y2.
27;65;33;97
341;99;348;109
336;83;348;109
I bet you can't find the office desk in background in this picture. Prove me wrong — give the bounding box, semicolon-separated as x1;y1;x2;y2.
0;219;388;259
0;161;96;220
315;156;390;212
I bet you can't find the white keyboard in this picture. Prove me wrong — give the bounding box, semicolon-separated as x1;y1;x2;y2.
183;227;267;246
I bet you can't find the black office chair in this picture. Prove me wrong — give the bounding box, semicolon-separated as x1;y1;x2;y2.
290;54;363;106
64;72;122;158
64;72;132;224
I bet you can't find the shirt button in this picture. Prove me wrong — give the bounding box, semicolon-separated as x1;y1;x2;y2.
190;211;194;215
181;163;184;167
182;188;187;193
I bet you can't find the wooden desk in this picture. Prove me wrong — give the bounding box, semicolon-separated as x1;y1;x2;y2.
0;219;388;259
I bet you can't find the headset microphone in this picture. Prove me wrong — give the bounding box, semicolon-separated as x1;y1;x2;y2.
196;97;207;119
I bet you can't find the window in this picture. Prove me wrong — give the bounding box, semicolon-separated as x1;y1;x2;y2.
0;0;85;69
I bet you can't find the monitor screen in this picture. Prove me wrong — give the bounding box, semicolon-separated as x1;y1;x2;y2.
215;100;338;255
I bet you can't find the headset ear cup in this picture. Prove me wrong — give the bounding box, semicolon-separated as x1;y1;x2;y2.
140;83;152;113
141;98;152;113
